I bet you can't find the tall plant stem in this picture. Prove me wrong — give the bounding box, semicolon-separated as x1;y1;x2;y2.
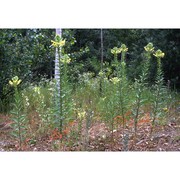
151;57;164;134
134;92;141;136
55;28;63;133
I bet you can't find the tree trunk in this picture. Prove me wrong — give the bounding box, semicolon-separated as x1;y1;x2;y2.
100;29;103;70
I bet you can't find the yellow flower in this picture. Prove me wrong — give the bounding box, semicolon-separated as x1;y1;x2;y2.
9;80;14;86
110;77;120;84
51;40;65;47
144;43;154;52
111;47;122;55
51;35;65;48
77;110;86;119
162;107;168;112
153;49;165;58
121;44;128;52
9;76;21;87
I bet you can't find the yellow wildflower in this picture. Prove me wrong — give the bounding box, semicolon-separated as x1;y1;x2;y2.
51;39;65;47
51;35;65;48
153;49;165;58
9;76;21;87
111;47;122;55
144;43;154;52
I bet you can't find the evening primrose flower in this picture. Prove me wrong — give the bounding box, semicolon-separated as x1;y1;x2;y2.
121;44;128;52
144;43;154;52
153;49;165;58
9;76;22;87
110;77;120;84
111;47;122;55
60;54;71;64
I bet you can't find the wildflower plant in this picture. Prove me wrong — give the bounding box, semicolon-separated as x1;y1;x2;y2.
9;76;27;150
98;87;119;147
111;47;122;65
117;44;129;130
51;35;73;135
131;43;153;135
98;44;130;145
151;49;166;131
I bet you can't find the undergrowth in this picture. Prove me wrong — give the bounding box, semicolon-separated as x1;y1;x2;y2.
5;41;179;151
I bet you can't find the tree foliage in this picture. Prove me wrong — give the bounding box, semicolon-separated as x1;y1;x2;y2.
0;29;180;112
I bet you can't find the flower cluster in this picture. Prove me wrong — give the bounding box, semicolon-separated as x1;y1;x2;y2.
144;43;165;59
111;47;122;55
111;44;128;55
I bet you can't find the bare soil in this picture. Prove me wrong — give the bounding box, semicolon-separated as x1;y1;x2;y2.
0;112;180;151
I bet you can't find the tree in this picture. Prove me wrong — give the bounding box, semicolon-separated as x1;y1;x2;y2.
0;29;54;112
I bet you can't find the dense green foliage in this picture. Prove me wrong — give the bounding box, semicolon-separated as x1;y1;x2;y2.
0;29;180;112
0;29;54;111
71;29;180;88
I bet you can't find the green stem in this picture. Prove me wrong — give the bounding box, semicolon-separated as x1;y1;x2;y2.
57;47;63;133
151;57;163;134
15;87;22;149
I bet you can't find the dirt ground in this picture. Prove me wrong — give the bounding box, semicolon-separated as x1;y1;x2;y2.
0;112;180;151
